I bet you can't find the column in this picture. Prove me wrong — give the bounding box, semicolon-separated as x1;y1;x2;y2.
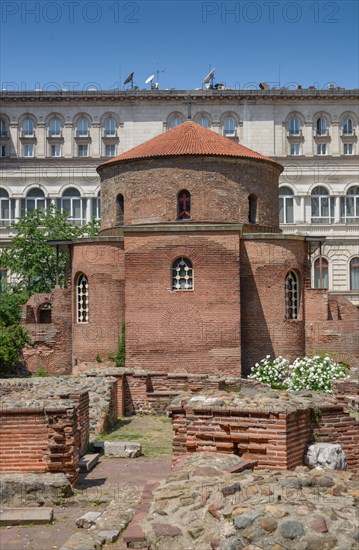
331;122;340;157
86;198;92;223
334;196;341;223
14;198;21;220
36;122;46;158
91;123;101;157
303;121;313;157
63;122;73;158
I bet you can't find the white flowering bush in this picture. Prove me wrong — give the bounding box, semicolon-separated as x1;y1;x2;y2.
285;355;349;393
248;355;290;389
249;354;349;393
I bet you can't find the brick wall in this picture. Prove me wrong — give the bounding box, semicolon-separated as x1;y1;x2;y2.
100;157;281;230
21;288;72;375
125;231;242;375
0;402;80;484
240;238;307;375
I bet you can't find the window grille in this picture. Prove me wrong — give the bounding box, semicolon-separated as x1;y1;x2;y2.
77;274;89;323
172;258;193;290
285;271;299;319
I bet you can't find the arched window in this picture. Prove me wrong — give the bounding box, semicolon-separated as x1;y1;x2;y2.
168;115;183;129
288;117;301;136
172;257;193;290
116;194;124;225
223;117;236;137
311;186;334;224
285;271;299;320
177;190;191;220
248;194;257;224
22;118;34;137
279;187;294;224
76;118;89;137
104;118;116;136
77;274;89;323
196;116;209;128
341;117;353;135
316;117;328;136
49;118;62;137
350;257;359;290
340;186;359;224
0;119;7;137
314;257;329;289
24;188;46;214
0;189;13;226
60;188;85;225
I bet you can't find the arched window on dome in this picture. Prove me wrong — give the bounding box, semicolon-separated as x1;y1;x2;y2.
177;190;191;220
285;271;299;320
314;257;329;289
279;187;294;224
172;257;193;291
116;194;124;225
248;194;257;224
77;274;89;323
350;257;359;290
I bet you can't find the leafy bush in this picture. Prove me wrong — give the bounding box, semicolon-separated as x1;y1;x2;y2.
114;321;125;367
249;354;349;393
33;367;49;377
248;355;290;389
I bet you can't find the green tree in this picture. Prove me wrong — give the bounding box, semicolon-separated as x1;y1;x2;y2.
0;290;32;376
0;206;99;293
114;321;126;367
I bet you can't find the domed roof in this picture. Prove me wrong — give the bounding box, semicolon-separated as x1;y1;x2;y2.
97;121;283;172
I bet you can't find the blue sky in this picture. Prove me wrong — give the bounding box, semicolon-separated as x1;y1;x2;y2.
1;1;358;91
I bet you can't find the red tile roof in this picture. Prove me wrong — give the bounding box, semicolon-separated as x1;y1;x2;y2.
97;121;283;171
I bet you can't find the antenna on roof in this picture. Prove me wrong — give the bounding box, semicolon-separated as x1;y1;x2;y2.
156;64;165;89
203;68;215;89
123;72;134;89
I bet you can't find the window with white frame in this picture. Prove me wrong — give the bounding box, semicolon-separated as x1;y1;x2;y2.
24;188;46;214
288;117;301;135
341;117;353;135
92;193;100;220
168;115;183;129
311;186;334;224
105;144;116;157
290;143;300;156
23;144;34;157
78;144;88;157
340;186;359;224
285;271;299;320
60;188;85;225
279;187;294;224
49;118;62;136
77;274;89;323
0;189;14;226
223;117;236;137
76;118;89;137
314;257;329;289
0;119;7;138
104;118;116;136
317;143;327;155
344;143;353;155
196;116;210;128
350;257;359;290
22;118;34;137
316;117;328;136
51;144;61;157
172;257;193;290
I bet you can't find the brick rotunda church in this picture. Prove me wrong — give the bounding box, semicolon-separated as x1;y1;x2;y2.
22;122;358;375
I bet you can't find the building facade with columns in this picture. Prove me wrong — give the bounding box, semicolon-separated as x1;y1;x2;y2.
0;88;358;303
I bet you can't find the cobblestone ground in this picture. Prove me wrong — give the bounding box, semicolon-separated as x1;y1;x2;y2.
0;415;173;550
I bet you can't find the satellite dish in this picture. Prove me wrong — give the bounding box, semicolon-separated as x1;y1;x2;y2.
123;72;134;85
145;74;155;84
203;68;215;85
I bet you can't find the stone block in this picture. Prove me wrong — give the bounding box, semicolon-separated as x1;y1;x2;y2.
79;454;100;472
0;507;54;525
76;511;102;529
103;441;141;458
305;443;347;470
96;529;121;543
0;472;72;506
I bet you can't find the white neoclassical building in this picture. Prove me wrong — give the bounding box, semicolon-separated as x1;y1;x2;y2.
0;88;358;303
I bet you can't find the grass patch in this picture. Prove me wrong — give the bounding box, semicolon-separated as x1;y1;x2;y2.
96;415;173;458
